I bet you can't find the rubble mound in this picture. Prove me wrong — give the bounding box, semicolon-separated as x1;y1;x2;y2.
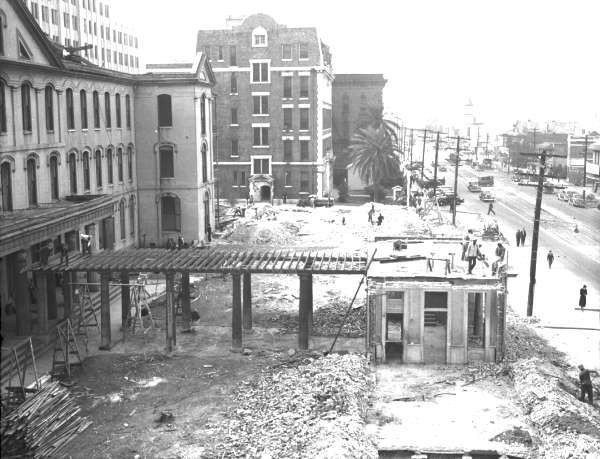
512;358;600;458
202;354;377;458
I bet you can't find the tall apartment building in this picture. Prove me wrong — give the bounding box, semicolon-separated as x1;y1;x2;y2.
332;74;386;186
22;0;141;73
197;14;334;202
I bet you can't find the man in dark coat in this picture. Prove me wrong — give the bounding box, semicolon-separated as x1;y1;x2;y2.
521;228;527;245
547;250;554;268
578;364;597;405
515;229;521;247
579;285;587;309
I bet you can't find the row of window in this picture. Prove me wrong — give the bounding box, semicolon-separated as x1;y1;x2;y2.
204;42;310;65
229;138;310;160
80;45;139;69
0;146;133;211
157;94;209;135
230;169;310;191
229;74;310;98
229;107;310;131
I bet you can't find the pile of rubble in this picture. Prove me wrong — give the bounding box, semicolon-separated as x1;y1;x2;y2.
512;358;600;458
202;354;377;458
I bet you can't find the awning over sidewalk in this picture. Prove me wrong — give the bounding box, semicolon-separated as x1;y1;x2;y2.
29;247;373;275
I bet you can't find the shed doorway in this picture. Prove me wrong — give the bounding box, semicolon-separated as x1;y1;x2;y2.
423;291;448;364
260;185;271;201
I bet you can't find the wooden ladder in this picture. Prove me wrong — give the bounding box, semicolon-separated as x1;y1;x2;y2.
51;319;82;380
74;283;100;352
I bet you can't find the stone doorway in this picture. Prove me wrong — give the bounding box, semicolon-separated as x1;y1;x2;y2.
259;185;271;201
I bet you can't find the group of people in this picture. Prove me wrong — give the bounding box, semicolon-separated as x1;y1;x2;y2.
461;230;486;274
367;205;385;226
515;228;527;247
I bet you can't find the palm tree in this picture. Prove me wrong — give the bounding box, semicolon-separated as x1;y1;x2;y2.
358;105;402;146
349;126;402;202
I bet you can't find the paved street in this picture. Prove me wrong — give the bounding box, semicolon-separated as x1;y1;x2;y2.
436;163;600;332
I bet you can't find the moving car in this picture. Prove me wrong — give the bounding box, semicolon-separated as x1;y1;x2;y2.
569;194;585;208
468;182;482;192
557;190;577;202
479;191;495;202
437;193;464;206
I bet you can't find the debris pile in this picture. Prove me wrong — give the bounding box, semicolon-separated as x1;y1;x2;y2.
511;358;600;458
1;381;91;458
202;354;377;457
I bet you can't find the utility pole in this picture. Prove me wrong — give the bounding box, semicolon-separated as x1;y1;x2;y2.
452;137;460;225
433;131;441;199
521;144;566;316
583;134;588;199
421;129;428;180
407;129;414;207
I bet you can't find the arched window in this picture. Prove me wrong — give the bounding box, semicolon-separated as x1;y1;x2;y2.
119;199;126;240
117;147;123;181
45;85;54;131
68;152;77;193
127;145;133;181
0;81;7;134
50;154;59;200
94;149;102;187
104;92;111;128
129;195;135;235
80;89;88;129
66;88;75;129
159;145;174;178
106;148;113;184
200;94;206;135
93;90;100;128
157;94;172;127
115;93;121;128
161;195;181;232
252;26;268;47
201;142;208;183
1;161;13;211
27;157;37;206
21;83;32;132
125;94;131;128
203;191;210;235
82;151;90;191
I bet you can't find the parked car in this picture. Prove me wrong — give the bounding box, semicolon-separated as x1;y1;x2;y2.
437;194;464;206
569;194;585;208
557;190;577;202
468;181;482;192
479;191;495;202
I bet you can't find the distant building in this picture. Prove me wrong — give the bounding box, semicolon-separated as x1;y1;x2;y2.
196;14;334;202
332;73;386;186
567;134;600;186
502;131;568;176
23;0;142;73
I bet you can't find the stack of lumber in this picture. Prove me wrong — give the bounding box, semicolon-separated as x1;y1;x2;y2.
1;381;91;458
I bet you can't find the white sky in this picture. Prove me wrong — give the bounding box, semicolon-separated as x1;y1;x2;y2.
117;0;600;133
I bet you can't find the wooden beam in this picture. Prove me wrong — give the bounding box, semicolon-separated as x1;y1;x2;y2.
232;273;242;349
298;274;313;350
63;271;73;319
120;272;130;340
181;272;192;331
99;272;111;350
165;273;175;352
46;273;57;320
243;272;252;330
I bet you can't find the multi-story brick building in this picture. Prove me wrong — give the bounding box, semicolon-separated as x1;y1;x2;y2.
0;0;215;338
332;73;386;185
196;14;334;202
23;0;141;73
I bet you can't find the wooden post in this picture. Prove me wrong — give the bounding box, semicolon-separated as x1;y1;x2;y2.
165;273;175;352
242;272;252;330
181;272;191;331
14;252;31;336
99;272;111;349
298;274;313;350
63;271;73;319
34;272;49;333
47;272;57;320
232;273;242;349
120;272;130;338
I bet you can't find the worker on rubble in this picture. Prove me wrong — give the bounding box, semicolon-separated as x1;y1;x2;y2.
466;239;481;274
578;364;598;405
491;242;506;275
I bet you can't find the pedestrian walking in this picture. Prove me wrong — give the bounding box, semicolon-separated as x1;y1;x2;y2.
377;213;384;226
466;239;480;274
367;209;373;224
341;217;346;226
547;250;554;268
206;224;212;242
488;202;495;215
579;285;587;309
578;364;598;405
521;228;527;245
515;229;521;247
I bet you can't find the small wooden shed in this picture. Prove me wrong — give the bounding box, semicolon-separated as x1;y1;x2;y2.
366;241;507;364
